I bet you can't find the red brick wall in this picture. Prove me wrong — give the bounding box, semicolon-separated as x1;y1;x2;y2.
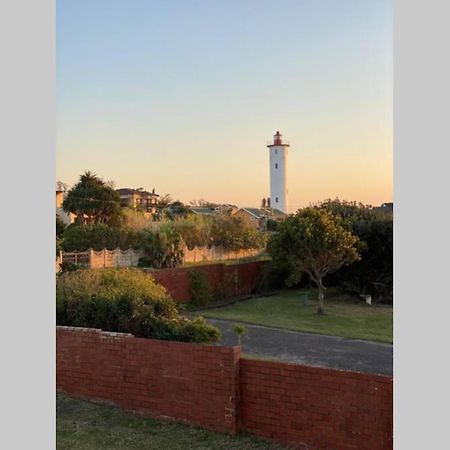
56;327;393;449
56;327;240;434
240;359;393;450
146;261;265;302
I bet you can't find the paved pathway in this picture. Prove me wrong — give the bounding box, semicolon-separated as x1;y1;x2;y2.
208;318;393;376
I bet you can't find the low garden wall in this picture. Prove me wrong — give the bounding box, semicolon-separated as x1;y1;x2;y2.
57;326;393;449
240;359;393;450
56;327;240;434
146;260;266;302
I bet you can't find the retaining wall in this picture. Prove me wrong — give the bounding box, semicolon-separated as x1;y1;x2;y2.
146;260;266;302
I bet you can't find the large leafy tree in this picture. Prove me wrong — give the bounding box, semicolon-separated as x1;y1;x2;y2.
211;216;265;251
172;215;213;249
317;199;393;300
63;171;122;225
268;208;361;314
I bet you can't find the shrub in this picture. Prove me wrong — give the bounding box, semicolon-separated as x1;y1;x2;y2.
56;216;66;236
56;268;220;344
139;225;184;268
137;256;153;267
189;271;211;307
211;216;265;250
61;224;142;252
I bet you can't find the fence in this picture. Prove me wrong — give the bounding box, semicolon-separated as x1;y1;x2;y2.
56;245;264;272
57;326;393;449
183;246;262;263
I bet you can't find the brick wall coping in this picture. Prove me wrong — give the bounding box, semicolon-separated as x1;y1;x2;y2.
241;356;393;382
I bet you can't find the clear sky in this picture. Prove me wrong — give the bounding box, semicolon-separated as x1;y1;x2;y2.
57;0;393;211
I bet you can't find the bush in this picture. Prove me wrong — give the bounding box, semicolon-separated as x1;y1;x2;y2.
211;216;265;250
137;256;153;267
61;224;142;252
139;225;184;268
56;216;66;236
56;268;221;344
189;271;211;307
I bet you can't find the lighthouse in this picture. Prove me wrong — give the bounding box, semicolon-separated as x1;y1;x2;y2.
267;131;289;213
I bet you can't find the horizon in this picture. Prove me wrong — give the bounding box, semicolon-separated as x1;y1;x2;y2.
57;0;393;212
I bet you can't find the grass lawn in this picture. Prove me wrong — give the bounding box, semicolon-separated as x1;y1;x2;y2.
57;394;284;450
196;289;393;344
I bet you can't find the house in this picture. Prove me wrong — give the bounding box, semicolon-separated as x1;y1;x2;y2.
116;188;159;215
233;207;287;230
56;190;75;226
191;207;216;216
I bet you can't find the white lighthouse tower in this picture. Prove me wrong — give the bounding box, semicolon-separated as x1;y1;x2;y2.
267;131;289;213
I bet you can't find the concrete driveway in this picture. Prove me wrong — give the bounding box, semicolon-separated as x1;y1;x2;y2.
208;318;393;376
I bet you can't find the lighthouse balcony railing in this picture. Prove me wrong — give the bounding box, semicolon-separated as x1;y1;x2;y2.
267;140;290;146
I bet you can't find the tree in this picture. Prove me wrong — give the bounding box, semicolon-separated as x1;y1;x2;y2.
166;200;191;219
56;216;66;236
158;194;173;207
190;198;218;207
172;215;213;249
268;208;361;315
62;171;122;225
211;216;265;251
317;199;393;301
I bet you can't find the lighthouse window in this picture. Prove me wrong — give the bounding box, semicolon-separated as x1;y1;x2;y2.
275;163;278;169
275;149;278;155
275;197;278;203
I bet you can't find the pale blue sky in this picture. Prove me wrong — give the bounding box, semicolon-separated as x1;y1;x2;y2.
57;0;393;210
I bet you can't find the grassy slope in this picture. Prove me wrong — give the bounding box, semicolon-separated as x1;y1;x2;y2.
57;394;284;450
197;289;393;343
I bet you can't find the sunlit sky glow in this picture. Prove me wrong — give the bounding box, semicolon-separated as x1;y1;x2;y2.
57;0;393;212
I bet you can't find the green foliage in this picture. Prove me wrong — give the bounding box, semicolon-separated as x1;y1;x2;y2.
56;216;66;236
63;171;122;226
56;268;221;344
173;215;213;249
269;208;361;286
318;199;393;301
122;208;153;231
61;223;141;252
268;207;361;313
233;323;248;345
166;201;191;219
139;224;184;268
189;271;211;307
265;219;279;232
59;261;86;273
56;236;63;256
211;216;265;250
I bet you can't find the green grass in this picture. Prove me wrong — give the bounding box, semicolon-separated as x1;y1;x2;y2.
196;289;393;343
57;394;284;450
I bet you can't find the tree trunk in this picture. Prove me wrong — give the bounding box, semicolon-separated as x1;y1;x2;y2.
317;283;325;315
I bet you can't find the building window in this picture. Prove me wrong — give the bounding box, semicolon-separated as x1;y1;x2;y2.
275;197;278;203
275;163;278;169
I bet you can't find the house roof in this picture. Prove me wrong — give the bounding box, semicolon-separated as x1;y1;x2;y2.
238;207;287;219
191;207;216;215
